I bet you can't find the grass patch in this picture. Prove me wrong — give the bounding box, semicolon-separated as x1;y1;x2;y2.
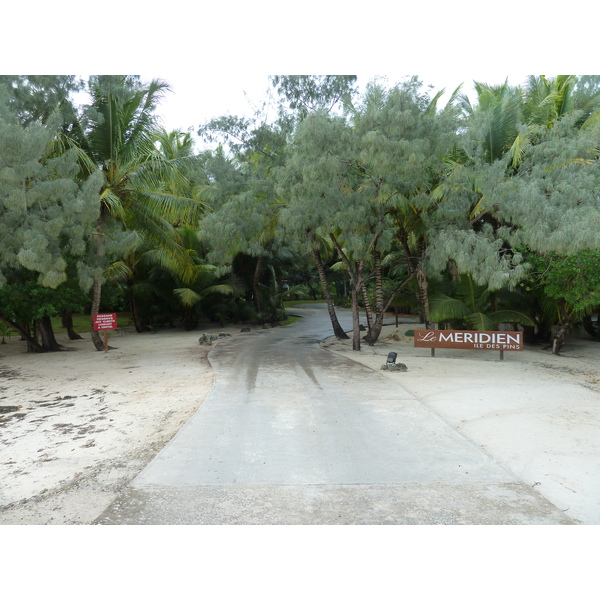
281;299;324;325
283;299;325;309
280;315;303;326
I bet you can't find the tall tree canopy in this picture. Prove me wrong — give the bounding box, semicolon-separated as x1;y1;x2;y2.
63;76;206;349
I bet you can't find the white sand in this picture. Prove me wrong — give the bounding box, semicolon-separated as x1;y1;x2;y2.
1;319;599;524
323;322;600;524
0;325;234;524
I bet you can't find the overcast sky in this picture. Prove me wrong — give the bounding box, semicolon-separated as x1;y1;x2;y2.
7;3;592;154
141;72;530;151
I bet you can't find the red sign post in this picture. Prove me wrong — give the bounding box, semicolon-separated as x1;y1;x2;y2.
93;313;117;352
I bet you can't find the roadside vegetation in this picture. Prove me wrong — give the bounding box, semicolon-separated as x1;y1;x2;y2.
1;75;599;356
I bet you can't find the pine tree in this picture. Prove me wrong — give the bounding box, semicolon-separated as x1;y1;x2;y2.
0;84;102;351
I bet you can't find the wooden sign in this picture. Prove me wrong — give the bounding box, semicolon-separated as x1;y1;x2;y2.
414;329;523;351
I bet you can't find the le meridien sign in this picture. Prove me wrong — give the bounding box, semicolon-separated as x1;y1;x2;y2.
414;330;523;352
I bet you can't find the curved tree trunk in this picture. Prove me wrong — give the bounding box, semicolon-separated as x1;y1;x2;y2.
329;233;364;350
37;315;64;351
360;277;374;345
61;310;83;340
363;250;383;346
0;316;45;353
351;279;361;352
312;245;349;339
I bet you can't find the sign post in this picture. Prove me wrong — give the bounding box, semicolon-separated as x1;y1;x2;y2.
414;329;523;359
93;313;117;352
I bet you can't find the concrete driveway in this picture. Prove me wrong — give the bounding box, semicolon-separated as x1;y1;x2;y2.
96;305;572;524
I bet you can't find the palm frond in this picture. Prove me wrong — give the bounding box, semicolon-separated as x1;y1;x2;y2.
198;283;236;298
489;309;535;327
507;129;531;169
173;287;202;307
100;189;125;219
464;312;495;331
426;89;446;115
103;260;132;281
429;293;470;323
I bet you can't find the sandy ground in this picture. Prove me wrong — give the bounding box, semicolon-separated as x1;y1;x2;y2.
1;317;599;525
0;324;239;525
323;321;600;525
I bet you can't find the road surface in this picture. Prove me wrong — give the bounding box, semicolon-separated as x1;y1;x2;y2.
96;305;572;524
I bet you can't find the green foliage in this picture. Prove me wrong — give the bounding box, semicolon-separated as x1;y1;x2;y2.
428;75;600;295
0;106;102;288
4;74;600;355
0;273;87;329
523;250;600;315
429;273;535;331
67;76;205;285
0;75;84;127
0;321;16;342
270;75;358;117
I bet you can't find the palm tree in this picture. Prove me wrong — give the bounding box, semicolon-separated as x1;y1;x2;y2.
62;76;205;349
170;226;244;329
429;273;535;331
458;80;523;166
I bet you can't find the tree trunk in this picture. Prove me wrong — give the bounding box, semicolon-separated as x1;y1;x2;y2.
90;274;104;351
128;282;145;333
61;310;83;340
37;315;64;351
253;255;263;315
552;315;572;355
360;275;374;345
183;307;195;331
399;233;431;330
363;250;383;346
351;279;361;352
416;266;430;328
329;233;365;350
0;316;45;353
312;245;349;339
523;325;537;345
582;315;598;339
90;218;105;351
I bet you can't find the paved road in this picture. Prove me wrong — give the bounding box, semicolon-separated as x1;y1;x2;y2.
96;305;572;524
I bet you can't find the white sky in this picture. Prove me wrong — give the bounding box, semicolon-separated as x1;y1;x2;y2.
143;72;530;151
6;3;593;152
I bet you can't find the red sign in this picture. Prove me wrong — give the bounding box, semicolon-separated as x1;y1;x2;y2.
414;329;523;351
93;313;117;331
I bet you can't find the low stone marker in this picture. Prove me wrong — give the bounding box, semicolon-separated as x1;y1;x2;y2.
381;362;408;372
199;333;218;345
380;351;408;371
